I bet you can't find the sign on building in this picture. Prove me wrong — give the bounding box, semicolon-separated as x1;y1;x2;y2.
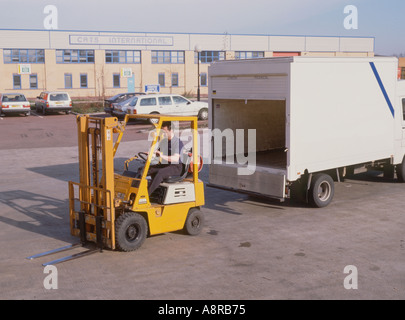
121;68;133;78
145;85;160;93
18;64;31;74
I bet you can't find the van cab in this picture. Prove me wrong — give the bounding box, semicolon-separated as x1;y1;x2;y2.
112;94;208;123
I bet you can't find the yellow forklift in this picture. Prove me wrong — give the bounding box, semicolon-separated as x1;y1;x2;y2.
27;114;205;265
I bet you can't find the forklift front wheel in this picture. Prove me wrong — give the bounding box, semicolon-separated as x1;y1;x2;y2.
115;212;148;252
183;208;204;236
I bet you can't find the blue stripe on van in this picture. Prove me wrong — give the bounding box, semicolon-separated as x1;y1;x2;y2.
369;62;395;118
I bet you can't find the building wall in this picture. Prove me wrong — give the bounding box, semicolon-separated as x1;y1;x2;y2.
0;29;375;99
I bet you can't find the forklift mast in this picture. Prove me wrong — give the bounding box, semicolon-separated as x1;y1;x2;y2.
69;115;120;250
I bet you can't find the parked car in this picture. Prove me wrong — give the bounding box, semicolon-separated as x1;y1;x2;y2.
104;92;145;114
112;94;209;123
0;93;31;116
35;91;72;115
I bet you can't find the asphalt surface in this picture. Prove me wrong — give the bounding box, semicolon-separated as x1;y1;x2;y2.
0;111;404;300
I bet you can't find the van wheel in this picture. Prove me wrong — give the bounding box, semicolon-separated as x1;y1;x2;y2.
396;157;405;182
198;108;208;120
308;173;334;208
183;208;204;236
115;212;148;251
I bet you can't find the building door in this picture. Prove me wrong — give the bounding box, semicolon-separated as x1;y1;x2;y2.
127;74;135;93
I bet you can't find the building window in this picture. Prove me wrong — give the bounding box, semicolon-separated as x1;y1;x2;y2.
56;49;95;63
171;73;179;87
200;73;207;87
13;74;21;89
80;74;88;88
152;51;185;64
64;73;72;89
113;74;120;88
158;73;165;87
30;74;38;89
196;51;225;64
235;51;264;59
4;49;45;63
105;50;141;63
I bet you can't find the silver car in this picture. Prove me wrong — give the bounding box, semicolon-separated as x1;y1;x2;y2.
0;93;31;117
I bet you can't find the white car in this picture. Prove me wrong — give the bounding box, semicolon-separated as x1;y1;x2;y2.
35;91;72;115
0;93;31;116
113;94;208;123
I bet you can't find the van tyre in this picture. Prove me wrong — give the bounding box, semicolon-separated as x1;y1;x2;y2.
115;212;148;251
308;173;334;208
396;156;405;182
183;208;204;236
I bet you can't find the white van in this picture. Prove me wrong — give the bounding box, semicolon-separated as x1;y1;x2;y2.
113;94;208;123
208;56;405;207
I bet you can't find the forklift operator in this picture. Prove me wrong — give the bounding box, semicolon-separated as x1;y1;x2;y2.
147;121;184;196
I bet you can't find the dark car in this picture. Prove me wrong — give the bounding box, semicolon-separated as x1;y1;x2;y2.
104;92;145;114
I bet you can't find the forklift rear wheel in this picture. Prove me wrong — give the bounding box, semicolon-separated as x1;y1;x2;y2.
183;208;204;236
115;212;148;252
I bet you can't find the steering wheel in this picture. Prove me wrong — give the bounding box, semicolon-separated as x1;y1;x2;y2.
137;151;160;165
137;152;149;162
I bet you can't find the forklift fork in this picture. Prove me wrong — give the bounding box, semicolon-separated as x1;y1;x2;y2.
26;243;100;266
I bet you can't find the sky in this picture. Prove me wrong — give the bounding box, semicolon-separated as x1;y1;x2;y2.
1;0;404;55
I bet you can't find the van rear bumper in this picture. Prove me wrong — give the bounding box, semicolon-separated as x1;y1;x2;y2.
209;163;287;199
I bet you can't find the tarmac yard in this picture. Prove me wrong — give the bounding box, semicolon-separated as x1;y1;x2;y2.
0;113;404;300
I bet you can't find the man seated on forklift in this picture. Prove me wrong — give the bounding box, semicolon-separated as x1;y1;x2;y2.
147;121;184;197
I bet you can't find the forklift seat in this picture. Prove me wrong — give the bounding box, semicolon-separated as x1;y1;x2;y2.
163;149;192;183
